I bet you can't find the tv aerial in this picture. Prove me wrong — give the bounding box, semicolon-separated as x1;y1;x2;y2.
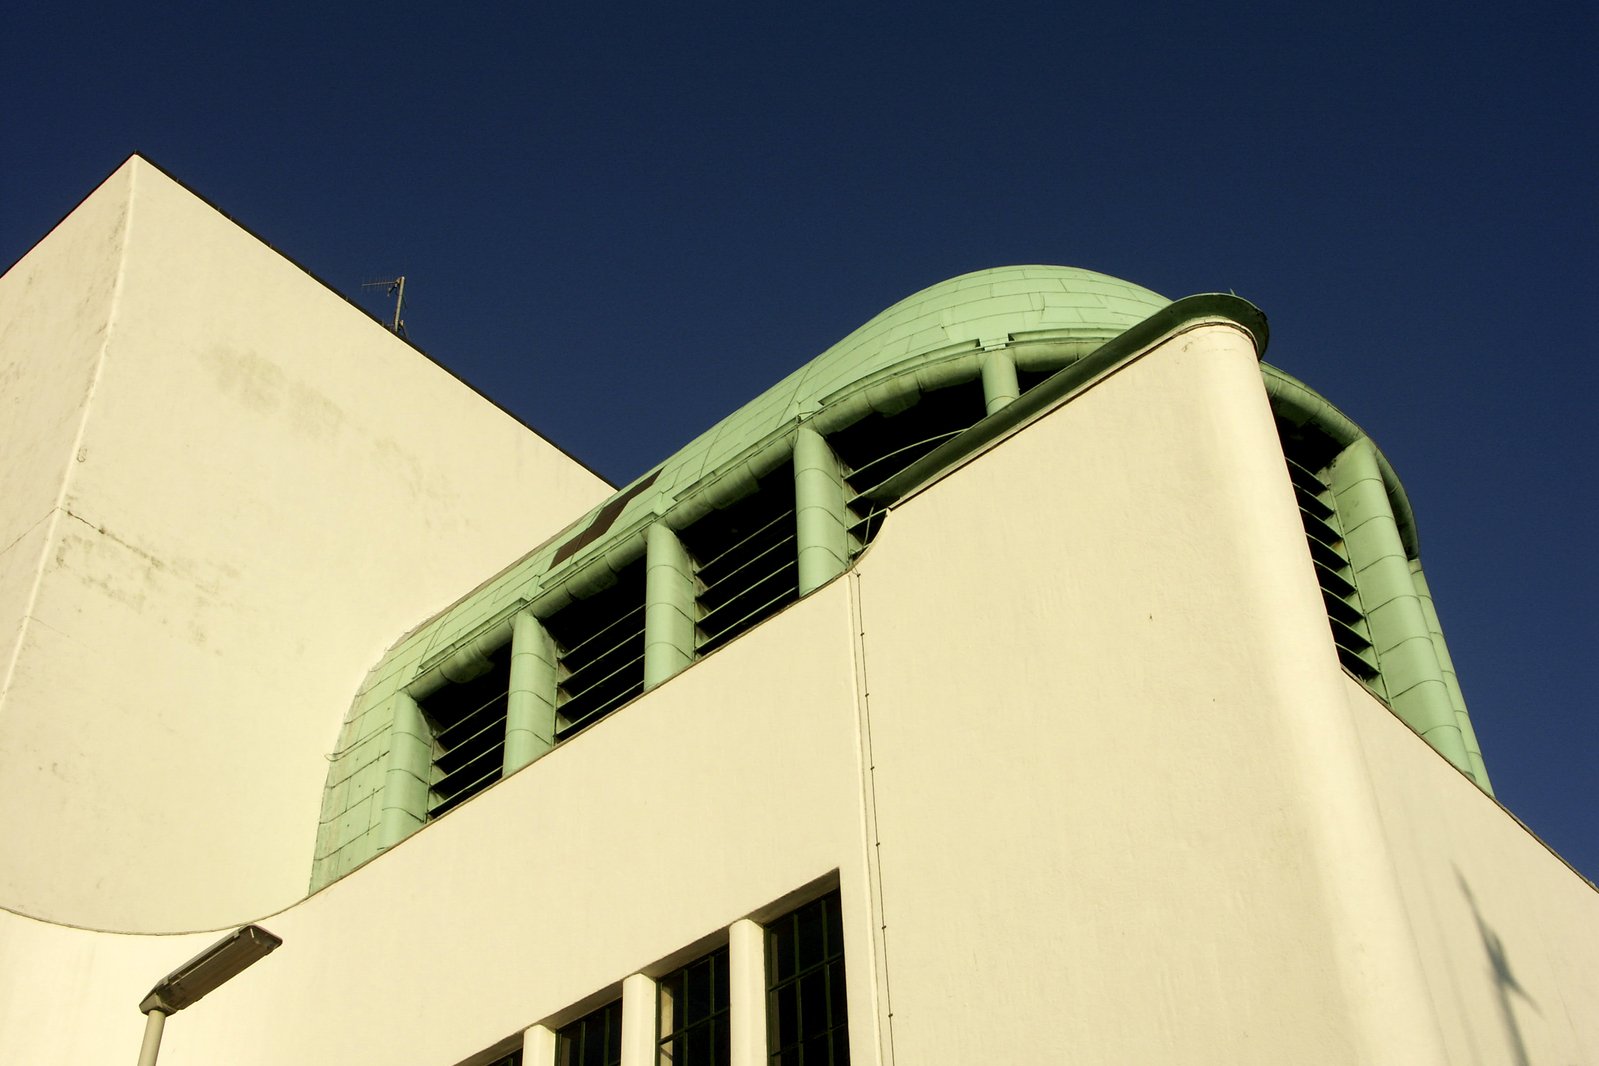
361;276;407;337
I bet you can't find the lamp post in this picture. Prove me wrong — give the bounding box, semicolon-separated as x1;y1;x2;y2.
136;924;282;1066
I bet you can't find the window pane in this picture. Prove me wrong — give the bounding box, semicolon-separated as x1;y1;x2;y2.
796;904;825;969
686;958;712;1022
767;891;848;1065
659;946;731;1066
558;999;622;1066
773;983;799;1048
769;915;795;981
799;971;827;1038
823;895;843;956
605;1002;622;1061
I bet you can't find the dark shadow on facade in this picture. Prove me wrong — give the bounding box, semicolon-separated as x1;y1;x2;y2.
1457;868;1540;1066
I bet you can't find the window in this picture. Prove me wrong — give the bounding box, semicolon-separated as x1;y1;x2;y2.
1275;417;1383;693
544;557;649;739
419;657;511;820
767;892;849;1066
658;945;731;1065
829;381;985;556
559;999;623;1066
679;468;799;656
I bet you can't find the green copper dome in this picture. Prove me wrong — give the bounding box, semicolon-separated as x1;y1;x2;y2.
583;265;1169;530
428;265;1172;617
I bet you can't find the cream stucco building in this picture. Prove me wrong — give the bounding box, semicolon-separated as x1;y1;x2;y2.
1;156;1594;1065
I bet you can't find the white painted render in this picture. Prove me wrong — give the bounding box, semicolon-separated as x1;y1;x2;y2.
0;577;875;1065
1349;674;1599;1066
0;158;612;931
0;172;1593;1065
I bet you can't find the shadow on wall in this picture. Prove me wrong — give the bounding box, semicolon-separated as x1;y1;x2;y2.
1456;869;1541;1066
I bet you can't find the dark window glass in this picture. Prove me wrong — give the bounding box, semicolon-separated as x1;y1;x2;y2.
828;381;985;554
557;998;623;1066
767;892;849;1065
1273;416;1383;691
419;655;510;820
543;557;648;739
659;946;731;1066
679;467;799;656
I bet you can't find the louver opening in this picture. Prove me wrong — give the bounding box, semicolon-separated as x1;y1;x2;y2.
421;661;510;819
1015;365;1058;396
545;558;648;739
680;467;799;655
1276;420;1383;688
829;380;986;554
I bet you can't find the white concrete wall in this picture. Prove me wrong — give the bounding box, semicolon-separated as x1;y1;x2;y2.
850;323;1461;1064
0;157;612;931
0;165;132;724
1348;675;1599;1065
0;578;880;1066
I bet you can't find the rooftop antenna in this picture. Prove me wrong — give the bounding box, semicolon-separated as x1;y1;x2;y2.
361;276;407;336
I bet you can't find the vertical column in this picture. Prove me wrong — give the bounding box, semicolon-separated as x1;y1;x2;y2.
1330;439;1471;775
1410;562;1493;794
504;610;559;774
729;918;769;1066
979;348;1020;415
620;972;658;1066
645;522;698;689
794;426;851;595
522;1023;558;1066
378;690;431;849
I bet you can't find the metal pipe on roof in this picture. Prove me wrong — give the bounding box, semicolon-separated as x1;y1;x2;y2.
378;690;431;849
1331;440;1472;777
794;427;851;595
409;622;514;702
980;348;1020;415
1410;562;1493;793
504;610;558;774
644;523;697;689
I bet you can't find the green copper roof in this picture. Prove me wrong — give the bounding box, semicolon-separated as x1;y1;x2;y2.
557;265;1168;550
312;266;1178;885
679;262;1167;468
313;267;1493;892
415;265;1170;639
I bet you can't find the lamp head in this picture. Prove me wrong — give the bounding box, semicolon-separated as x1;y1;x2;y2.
139;925;282;1016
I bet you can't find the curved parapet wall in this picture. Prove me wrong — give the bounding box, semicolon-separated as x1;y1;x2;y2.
312;266;1489;892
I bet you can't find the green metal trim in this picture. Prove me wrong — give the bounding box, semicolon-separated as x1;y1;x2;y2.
979;349;1020;415
408;601;524;702
1261;364;1420;560
858;293;1270;507
504;610;557;774
1410;562;1493;794
1331;440;1472;777
1260;366;1490;792
644;522;697;689
794;427;851;595
378;691;429;850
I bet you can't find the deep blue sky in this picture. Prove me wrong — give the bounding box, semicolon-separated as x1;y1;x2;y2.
4;4;1595;882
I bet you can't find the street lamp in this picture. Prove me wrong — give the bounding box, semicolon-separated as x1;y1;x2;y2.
136;924;282;1066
